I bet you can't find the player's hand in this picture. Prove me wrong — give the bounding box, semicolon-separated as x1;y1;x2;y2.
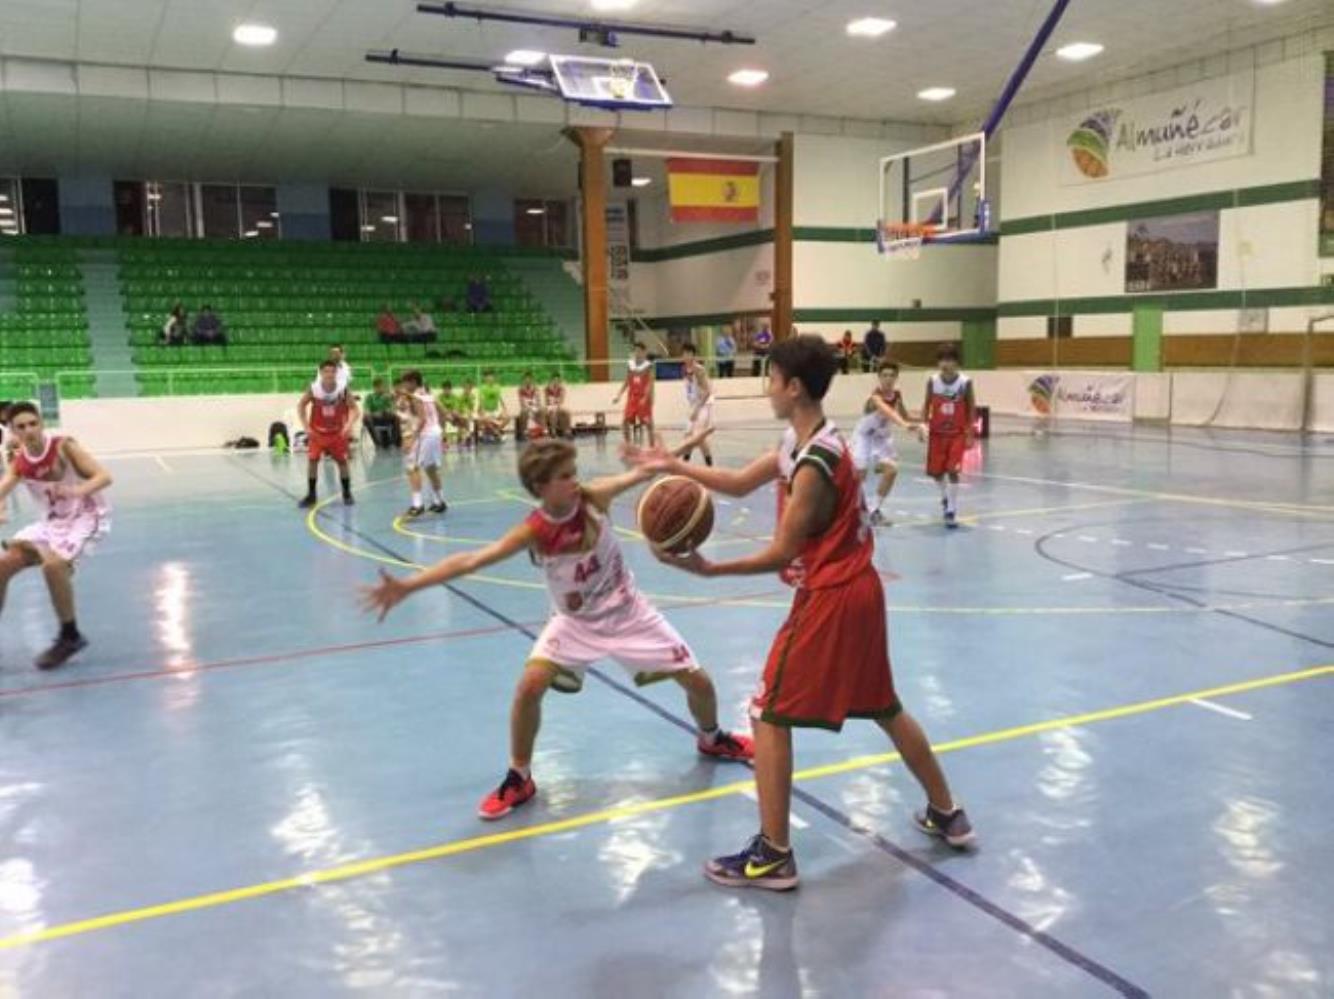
621;436;680;474
652;545;713;576
360;569;411;622
964;435;976;451
913;424;927;443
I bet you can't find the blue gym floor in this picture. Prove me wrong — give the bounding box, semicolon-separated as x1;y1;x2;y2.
1;418;1331;997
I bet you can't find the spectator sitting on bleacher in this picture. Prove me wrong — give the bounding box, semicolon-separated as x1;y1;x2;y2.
160;303;187;346
837;329;858;374
376;305;404;343
465;275;493;314
364;377;400;449
191;305;227;346
403;305;438;344
544;372;571;439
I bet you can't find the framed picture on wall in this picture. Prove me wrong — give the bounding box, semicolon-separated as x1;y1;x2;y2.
1125;210;1220;293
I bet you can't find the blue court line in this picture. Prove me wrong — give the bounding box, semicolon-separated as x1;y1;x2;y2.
229;459;1152;998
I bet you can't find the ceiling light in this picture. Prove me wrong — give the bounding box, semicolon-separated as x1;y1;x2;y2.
0;194;8;202
243;230;259;238
146;192;162;201
728;68;769;87
591;0;637;10
361;224;376;232
381;215;399;223
1252;0;1288;5
0;207;14;216
631;177;651;187
1056;42;1104;61
917;87;956;102
504;49;546;67
526;207;546;215
256;220;273;229
233;23;277;47
270;211;280;218
846;17;896;38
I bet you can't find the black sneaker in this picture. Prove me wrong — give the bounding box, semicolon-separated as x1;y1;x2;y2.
869;509;889;527
944;509;958;529
914;804;975;848
297;495;317;509
704;834;799;891
35;634;88;670
404;506;425;518
429;501;448;514
342;493;355;506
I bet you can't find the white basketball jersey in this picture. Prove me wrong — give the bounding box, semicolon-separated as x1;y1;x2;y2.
527;499;637;620
415;389;441;437
853;388;900;441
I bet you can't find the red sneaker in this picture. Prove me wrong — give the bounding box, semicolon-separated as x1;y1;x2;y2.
477;768;536;820
698;730;755;762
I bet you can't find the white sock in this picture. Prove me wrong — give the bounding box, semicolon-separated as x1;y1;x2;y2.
946;481;959;510
699;725;720;743
937;479;948;500
512;763;531;779
411;491;422;507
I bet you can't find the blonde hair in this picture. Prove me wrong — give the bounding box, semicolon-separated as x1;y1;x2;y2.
518;439;577;497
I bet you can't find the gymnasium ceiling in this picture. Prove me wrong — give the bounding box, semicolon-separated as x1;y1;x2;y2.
0;0;1329;190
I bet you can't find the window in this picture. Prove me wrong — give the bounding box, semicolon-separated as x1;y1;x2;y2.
515;198;570;249
401;192;474;245
440;195;471;245
240;186;279;240
147;182;194;238
0;179;21;237
199;184;279;239
200;184;240;238
361;191;401;242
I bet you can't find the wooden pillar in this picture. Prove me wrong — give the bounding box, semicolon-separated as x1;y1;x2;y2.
566;126;614;382
771;131;795;340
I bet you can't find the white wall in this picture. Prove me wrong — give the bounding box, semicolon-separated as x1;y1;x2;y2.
996;42;1329;335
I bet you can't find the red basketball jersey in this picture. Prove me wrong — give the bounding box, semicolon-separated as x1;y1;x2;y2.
627;361;652;405
310;389;350;436
775;422;872;589
927;373;971;437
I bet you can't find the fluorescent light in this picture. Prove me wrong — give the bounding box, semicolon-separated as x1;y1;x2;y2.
381;215;400;223
0;194;8;202
728;68;769;87
591;0;637;10
504;49;546;67
361;224;376;232
847;17;896;38
256;220;273;229
917;87;956;102
631;177;651;188
0;207;14;216
233;23;277;46
1056;42;1104;61
526;207;546;215
146;192;162;201
243;230;259;238
269;211;280;218
1252;0;1288;5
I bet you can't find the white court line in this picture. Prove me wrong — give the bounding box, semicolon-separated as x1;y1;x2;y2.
1311;558;1334;566
1265;555;1291;562
154;456;173;473
1147;543;1171;551
1062;572;1093;582
1014;528;1034;536
1186;548;1209;555
988;525;1007;532
1224;551;1249;558
742;788;809;828
1077;536;1099;543
1110;539;1132;547
1189;698;1253;721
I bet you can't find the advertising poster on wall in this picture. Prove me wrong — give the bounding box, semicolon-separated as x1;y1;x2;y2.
1125;211;1220;293
1321;53;1334;257
1062;71;1254;185
1027;373;1134;423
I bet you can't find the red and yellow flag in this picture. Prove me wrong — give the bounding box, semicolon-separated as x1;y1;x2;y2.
667;158;760;223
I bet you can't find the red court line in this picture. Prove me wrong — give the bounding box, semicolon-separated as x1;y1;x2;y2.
0;589;786;700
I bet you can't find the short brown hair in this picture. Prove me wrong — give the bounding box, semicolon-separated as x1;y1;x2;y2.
877;359;900;374
769;334;839;401
518;439;577;497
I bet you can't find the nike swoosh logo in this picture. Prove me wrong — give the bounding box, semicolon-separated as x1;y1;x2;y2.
744;859;787;878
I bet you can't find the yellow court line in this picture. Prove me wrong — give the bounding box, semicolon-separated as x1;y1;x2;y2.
978;472;1334;521
958;497;1152;526
2;662;1328;951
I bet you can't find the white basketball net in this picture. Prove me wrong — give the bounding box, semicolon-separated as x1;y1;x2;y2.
605;60;636;100
875;221;934;262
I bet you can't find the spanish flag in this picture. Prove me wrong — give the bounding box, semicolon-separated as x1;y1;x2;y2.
667;158;760;223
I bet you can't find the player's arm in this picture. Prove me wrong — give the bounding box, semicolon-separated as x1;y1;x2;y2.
297;389;313;431
612;372;629;402
583;466;656;509
963;381;977;446
343;396;361;436
60;439;113;498
0;464;19;521
663;464;831;577
921;379;933;424
892;394;927;441
669;426;716;458
625;444;779;498
361;522;535;621
871;393;915;431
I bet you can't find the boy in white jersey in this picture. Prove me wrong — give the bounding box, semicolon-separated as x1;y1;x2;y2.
679;343;715;467
362;438;754;820
852;360;924;526
399;370;448;517
0;402;113;669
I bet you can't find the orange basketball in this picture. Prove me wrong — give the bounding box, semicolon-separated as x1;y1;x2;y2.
637;475;714;554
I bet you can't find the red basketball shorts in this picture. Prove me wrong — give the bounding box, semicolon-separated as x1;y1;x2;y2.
927;434;967;477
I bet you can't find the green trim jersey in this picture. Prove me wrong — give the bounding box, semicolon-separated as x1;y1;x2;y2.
776;421;873;589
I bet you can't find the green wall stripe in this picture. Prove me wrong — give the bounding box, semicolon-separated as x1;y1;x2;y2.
997;284;1334;318
794;307;997;323
1000;179;1321;237
630;226;997;262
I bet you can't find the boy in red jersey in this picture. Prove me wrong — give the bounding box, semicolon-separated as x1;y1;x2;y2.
543;373;571;438
0;402;113;669
632;334;972;891
516;370;545;440
612;342;654;444
297;360;359;509
922;343;975;529
360;438;753;821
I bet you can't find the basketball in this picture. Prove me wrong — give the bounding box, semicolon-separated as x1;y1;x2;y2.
637;476;714;554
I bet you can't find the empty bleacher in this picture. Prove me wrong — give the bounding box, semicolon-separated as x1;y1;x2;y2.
0;242;96;400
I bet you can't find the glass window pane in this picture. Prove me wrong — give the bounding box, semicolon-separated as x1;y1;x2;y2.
362;191;400;242
0;179;21;237
149;182;192;237
240;186;279;240
514;198;546;248
440;195;471;245
404;193;439;243
200;184;238;239
113;180;145;236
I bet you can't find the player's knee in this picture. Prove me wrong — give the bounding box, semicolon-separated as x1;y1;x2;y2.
40;557;70;580
516;665;554;700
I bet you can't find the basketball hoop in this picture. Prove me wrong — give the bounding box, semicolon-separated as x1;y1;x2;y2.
875;221;937;261
605;59;637;101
